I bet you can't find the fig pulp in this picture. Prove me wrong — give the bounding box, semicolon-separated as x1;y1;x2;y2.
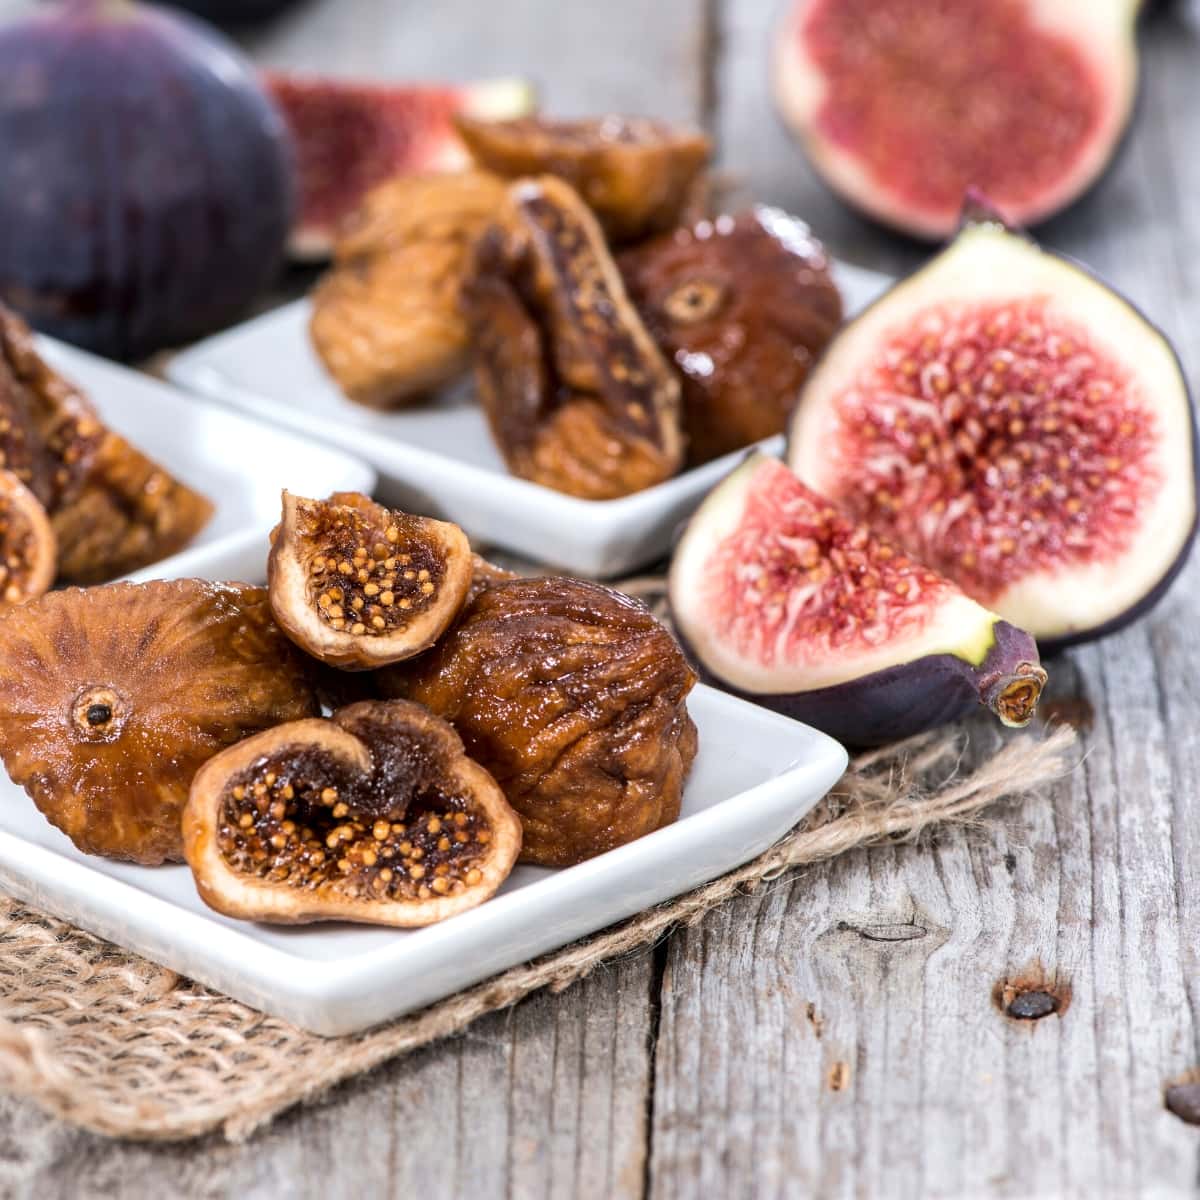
378;576;699;867
454;114;712;244
462;177;685;499
772;0;1139;238
619;207;843;465
787;208;1196;649
184;700;522;927
267;73;533;260
0;470;55;607
268;491;473;670
670;454;1046;747
0;580;322;864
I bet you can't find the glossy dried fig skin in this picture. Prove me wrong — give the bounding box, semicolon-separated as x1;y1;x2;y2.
0;580;322;864
0;470;55;606
310;171;509;409
620;207;843;465
463;177;685;499
183;699;522;927
268;491;473;670
378;576;699;867
454;114;712;243
0;307;213;581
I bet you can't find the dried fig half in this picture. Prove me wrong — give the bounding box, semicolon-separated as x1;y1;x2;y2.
462;177;685;499
183;699;522;927
619;207;843;465
0;470;55;606
0;580;322;864
268;490;472;670
378;575;699;867
454;114;712;243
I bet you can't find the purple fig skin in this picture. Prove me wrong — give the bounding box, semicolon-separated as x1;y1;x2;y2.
0;0;294;360
675;619;1047;749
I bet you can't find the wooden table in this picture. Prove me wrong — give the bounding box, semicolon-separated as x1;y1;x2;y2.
2;1;1200;1195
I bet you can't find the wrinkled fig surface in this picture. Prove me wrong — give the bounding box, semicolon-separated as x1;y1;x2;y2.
183;699;522;927
0;580;322;864
378;575;698;867
462;176;685;499
620;206;843;465
0;470;55;607
268;490;473;670
455;113;711;244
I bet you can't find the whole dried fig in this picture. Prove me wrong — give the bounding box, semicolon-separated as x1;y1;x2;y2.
462;176;685;499
454;114;711;243
184;699;522;927
620;207;843;465
0;580;322;864
268;490;472;670
0;469;55;607
378;575;699;867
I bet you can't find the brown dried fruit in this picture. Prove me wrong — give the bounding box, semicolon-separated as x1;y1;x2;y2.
268;490;473;670
0;470;55;607
0;580;322;864
454;114;711;244
310;171;509;409
620;207;843;465
378;576;699;867
183;699;522;927
0;306;213;581
462;177;685;499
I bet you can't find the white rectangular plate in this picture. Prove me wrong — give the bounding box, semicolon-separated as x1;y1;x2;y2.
0;686;846;1036
167;262;893;578
38;337;377;585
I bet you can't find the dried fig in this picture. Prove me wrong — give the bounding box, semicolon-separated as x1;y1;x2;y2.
268;490;473;670
378;576;699;867
0;470;55;607
183;699;522;927
454;114;711;243
0;580;322;864
0;307;213;581
462;177;685;499
309;171;509;409
619;207;843;465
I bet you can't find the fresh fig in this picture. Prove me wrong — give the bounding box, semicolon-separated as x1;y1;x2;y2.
0;0;294;359
266;72;534;260
0;470;55;607
787;207;1196;650
183;699;522;927
670;454;1047;746
268;491;473;670
772;0;1139;239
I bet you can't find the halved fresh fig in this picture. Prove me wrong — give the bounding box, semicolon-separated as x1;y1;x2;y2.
266;72;534;259
618;206;843;465
0;580;322;864
772;0;1139;238
268;491;473;670
787;207;1196;649
670;454;1047;746
183;699;522;927
0;470;55;607
454;113;711;244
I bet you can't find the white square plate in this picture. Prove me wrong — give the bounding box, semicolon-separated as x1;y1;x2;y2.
167;262;893;577
0;686;846;1036
37;338;377;585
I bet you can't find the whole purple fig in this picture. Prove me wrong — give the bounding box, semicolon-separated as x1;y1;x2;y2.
0;0;294;359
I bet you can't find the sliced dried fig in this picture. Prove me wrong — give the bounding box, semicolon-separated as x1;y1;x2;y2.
378;576;699;867
454;114;711;243
462;177;684;499
0;469;55;606
0;580;322;864
309;171;509;409
183;699;522;927
620;206;843;465
268;490;472;670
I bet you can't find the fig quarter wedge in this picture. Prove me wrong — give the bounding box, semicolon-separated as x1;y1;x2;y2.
0;469;55;606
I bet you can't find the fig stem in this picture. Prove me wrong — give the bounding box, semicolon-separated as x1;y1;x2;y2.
984;662;1048;728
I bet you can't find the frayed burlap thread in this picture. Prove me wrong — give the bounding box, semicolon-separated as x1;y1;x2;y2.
0;722;1076;1143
